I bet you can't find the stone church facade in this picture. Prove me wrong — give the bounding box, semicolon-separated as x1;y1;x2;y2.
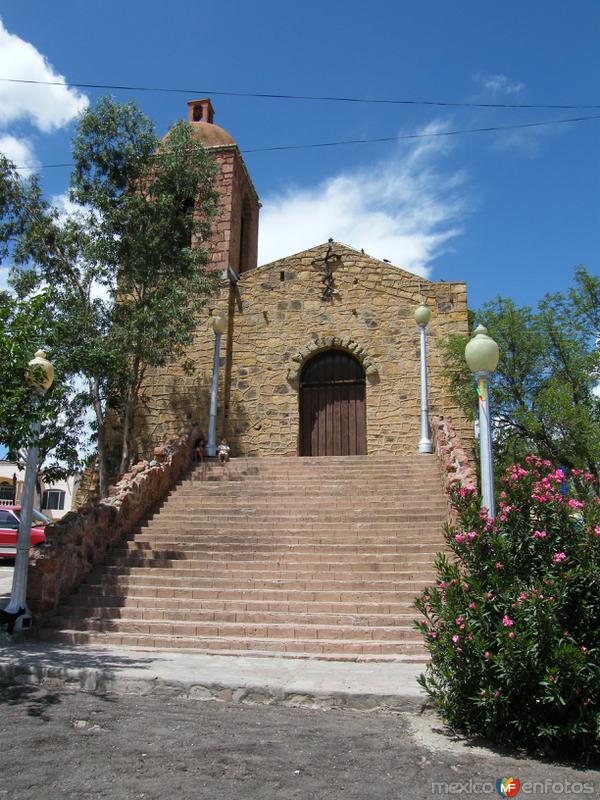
134;100;472;459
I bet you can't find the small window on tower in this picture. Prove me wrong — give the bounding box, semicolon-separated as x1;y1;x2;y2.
192;105;203;122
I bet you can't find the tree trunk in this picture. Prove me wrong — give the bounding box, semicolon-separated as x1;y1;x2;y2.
119;356;140;477
91;378;108;500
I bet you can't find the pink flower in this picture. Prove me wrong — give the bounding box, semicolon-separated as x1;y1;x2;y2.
508;631;515;639
466;633;473;641
486;592;493;600
553;552;567;564
484;651;490;659
430;631;438;640
594;525;600;538
568;498;584;510
454;533;466;544
518;592;529;601
495;562;504;570
502;615;514;627
455;616;465;629
532;530;547;539
452;634;460;644
467;531;478;542
494;690;501;698
517;467;528;477
468;602;476;610
438;581;446;589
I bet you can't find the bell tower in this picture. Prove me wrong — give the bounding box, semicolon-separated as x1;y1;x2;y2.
185;99;259;276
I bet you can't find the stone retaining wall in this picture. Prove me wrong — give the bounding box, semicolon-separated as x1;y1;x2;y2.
431;415;477;493
27;427;199;620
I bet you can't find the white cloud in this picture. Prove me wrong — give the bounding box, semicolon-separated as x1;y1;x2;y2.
0;134;38;172
477;73;526;97
258;122;467;278
0;265;10;292
0;19;88;133
51;191;87;223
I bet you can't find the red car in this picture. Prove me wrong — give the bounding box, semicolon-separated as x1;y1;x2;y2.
0;506;49;560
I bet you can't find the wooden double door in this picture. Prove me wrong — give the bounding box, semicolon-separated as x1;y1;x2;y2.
299;349;367;457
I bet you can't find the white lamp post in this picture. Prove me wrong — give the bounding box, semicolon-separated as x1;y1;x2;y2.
414;303;433;454
206;315;227;458
465;325;500;517
5;350;55;630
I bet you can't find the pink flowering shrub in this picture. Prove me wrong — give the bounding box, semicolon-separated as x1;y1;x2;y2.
415;456;600;759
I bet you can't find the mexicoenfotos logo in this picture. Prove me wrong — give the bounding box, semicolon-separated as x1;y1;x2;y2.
496;777;520;797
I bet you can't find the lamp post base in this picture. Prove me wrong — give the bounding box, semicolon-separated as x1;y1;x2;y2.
418;439;433;454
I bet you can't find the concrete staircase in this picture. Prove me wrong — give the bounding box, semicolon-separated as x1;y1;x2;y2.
42;455;447;662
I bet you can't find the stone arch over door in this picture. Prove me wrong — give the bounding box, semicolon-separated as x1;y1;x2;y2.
299;349;367;457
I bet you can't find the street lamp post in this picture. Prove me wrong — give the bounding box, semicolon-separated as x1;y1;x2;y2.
5;350;55;630
414;303;433;454
465;325;500;518
206;315;228;458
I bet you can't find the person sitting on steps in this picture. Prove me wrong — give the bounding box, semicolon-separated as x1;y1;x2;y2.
195;435;206;464
217;437;230;465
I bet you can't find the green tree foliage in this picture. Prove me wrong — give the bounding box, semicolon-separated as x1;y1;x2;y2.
0;291;86;484
442;269;600;484
10;97;219;496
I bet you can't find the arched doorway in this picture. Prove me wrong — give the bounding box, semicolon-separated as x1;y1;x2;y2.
299;349;367;456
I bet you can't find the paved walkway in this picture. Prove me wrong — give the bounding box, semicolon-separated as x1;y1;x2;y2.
0;640;425;711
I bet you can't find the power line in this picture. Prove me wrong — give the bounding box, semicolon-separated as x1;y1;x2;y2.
13;113;600;170
243;114;600;153
1;76;599;111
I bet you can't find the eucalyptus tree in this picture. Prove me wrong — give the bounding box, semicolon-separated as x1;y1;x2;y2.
11;97;219;496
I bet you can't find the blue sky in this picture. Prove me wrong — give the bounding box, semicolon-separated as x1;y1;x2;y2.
0;1;598;312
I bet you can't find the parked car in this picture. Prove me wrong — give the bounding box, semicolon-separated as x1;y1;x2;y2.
0;506;49;560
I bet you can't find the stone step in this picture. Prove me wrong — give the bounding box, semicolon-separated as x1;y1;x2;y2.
68;596;421;615
58;605;418;627
148;514;445;525
87;572;434;594
106;554;438;567
112;543;443;557
75;585;426;603
100;563;437;578
132;532;444;544
40;629;428;659
48;615;421;642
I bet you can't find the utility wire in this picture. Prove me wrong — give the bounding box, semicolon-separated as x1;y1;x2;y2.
13;113;600;170
243;114;600;153
1;76;599;110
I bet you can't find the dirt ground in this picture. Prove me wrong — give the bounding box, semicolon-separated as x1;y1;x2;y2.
2;685;600;799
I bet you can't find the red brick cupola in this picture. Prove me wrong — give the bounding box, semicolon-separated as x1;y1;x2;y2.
188;98;214;124
178;98;259;275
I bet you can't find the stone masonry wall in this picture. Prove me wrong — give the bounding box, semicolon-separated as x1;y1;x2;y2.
134;243;473;460
27;428;198;619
